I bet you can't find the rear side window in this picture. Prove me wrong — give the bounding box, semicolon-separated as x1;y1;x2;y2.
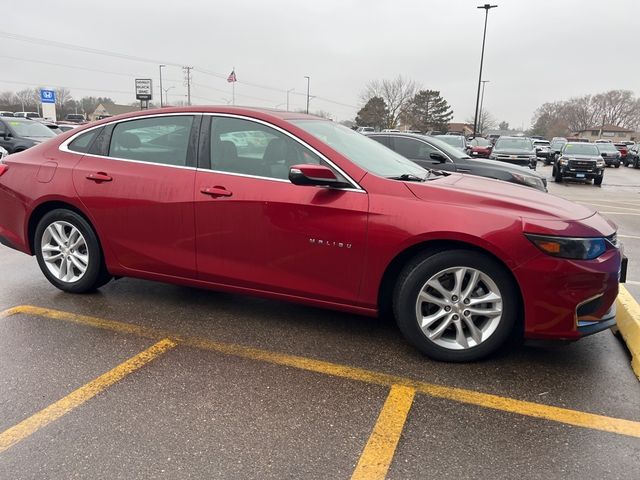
68;128;102;153
109;116;194;166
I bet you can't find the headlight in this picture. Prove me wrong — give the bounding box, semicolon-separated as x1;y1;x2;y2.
558;157;568;165
596;159;605;167
511;172;545;190
525;234;607;260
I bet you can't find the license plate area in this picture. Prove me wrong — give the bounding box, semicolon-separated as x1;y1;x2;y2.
576;173;585;178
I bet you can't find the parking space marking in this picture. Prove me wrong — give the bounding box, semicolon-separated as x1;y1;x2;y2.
619;235;640;240
0;338;176;454
351;385;415;480
598;212;640;216
2;305;640;440
579;203;640;213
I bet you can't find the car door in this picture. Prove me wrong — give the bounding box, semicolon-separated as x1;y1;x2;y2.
0;120;14;153
390;136;457;171
194;115;369;304
72;114;199;278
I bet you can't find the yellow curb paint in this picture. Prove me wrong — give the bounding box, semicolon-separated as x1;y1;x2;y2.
351;385;415;480
3;305;640;439
0;338;176;454
616;286;640;379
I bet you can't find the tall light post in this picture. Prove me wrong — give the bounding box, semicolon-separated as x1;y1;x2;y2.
304;76;310;114
472;4;497;138
478;80;489;134
159;64;165;108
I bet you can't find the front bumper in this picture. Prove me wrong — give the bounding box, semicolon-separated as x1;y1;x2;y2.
516;247;623;341
558;164;604;179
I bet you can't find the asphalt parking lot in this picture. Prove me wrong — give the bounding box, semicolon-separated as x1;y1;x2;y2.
1;162;640;479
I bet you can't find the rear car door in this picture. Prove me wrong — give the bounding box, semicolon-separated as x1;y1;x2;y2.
71;114;200;278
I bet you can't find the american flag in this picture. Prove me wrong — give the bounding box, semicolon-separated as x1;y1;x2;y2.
227;70;237;83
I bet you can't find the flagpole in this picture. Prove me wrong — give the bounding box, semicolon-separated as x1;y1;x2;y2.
232;66;235;105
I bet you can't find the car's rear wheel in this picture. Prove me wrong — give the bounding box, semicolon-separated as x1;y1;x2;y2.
34;209;111;293
393;250;518;362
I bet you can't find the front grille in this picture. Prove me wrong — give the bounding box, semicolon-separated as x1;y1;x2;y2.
568;159;596;171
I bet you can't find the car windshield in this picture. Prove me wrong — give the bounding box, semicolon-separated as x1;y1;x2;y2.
291;120;427;178
550;141;566;148
563;143;599;156
424;135;471;159
469;138;490;147
5;118;57;138
435;135;464;148
596;144;618;152
494;137;533;150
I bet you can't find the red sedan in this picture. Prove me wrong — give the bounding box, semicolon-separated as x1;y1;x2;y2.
0;107;626;361
466;137;493;158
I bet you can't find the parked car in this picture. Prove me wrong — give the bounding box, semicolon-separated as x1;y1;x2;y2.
0;116;58;153
64;114;86;124
489;136;537;169
613;143;631;166
566;137;589;143
532;139;551;162
14;112;42;120
356;126;375;133
596;143;621;168
466;137;493;158
0;111;14;117
435;134;467;153
381;128;400;132
0;145;7;159
487;134;501;144
627;144;640;168
366;132;546;191
57;124;80;133
547;138;567;166
0;107;624;362
594;139;612;144
553;142;605;185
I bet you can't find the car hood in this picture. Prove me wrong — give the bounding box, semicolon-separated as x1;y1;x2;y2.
564;155;600;161
467;158;544;178
492;148;535;155
407;174;595;221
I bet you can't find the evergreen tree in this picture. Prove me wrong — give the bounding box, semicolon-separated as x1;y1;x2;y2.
406;90;453;132
355;96;388;131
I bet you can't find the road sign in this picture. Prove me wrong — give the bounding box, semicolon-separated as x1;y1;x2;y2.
40;89;56;104
135;79;153;101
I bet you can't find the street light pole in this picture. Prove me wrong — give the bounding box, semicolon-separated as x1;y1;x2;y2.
479;80;490;134
159;64;165;108
472;4;497;138
304;76;310;114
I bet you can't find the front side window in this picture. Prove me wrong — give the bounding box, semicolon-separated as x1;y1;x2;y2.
109;116;194;166
210;117;336;180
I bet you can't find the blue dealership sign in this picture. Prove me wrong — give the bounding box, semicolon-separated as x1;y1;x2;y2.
40;89;56;104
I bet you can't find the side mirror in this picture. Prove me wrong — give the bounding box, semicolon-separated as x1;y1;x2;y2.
289;164;347;188
429;152;446;163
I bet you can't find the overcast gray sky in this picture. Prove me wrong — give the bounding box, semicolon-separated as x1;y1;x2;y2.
3;0;639;126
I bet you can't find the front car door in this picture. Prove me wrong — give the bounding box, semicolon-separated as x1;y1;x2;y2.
71;114;200;278
194;115;369;305
390;136;457;171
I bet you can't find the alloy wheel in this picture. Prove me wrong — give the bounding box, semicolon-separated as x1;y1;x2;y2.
40;220;89;283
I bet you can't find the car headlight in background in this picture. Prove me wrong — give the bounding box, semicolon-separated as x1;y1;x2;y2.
511;172;546;191
525;234;607;260
558;157;568;166
596;159;605;167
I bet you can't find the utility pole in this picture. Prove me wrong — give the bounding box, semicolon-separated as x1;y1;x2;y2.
287;88;294;112
159;65;165;108
304;76;310;114
472;4;498;138
183;66;193;106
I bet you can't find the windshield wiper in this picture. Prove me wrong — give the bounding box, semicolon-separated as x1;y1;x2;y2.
387;173;427;182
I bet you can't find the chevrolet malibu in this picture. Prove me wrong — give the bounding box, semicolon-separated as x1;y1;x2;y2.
0;107;626;361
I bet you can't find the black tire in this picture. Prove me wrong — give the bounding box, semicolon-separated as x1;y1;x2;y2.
594;175;603;186
393;249;519;362
554;169;563;183
34;209;111;293
615;163;620;168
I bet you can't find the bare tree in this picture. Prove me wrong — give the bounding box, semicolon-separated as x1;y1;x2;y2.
0;91;16;109
465;110;497;134
14;89;36;111
361;76;418;129
55;87;73;110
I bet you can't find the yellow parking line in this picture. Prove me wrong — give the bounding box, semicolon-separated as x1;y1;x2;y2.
0;338;176;454
3;305;640;439
351;385;415;480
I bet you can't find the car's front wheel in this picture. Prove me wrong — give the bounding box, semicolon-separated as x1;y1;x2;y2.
554;169;563;183
393;250;519;362
34;209;111;293
594;175;603;186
